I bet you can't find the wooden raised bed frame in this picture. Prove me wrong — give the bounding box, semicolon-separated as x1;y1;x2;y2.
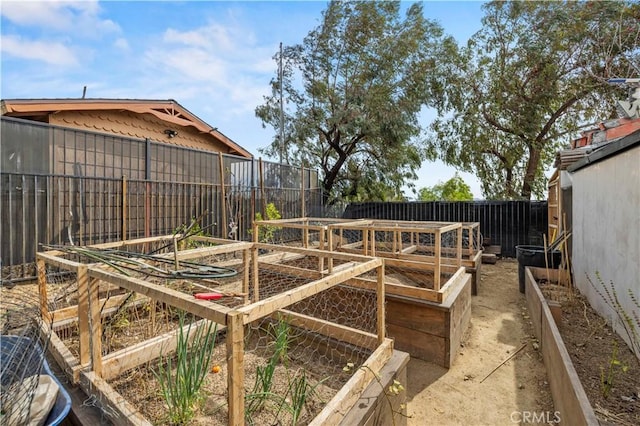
37;235;401;426
254;218;474;367
525;266;599;425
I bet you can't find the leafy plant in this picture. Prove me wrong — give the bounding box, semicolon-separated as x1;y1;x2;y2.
286;369;327;425
254;202;282;243
587;272;640;359
343;362;408;426
600;340;629;399
153;313;217;424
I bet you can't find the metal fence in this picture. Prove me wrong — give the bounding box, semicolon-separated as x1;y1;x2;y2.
343;201;549;258
1;117;322;283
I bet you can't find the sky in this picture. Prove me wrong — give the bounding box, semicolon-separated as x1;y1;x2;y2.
0;0;487;199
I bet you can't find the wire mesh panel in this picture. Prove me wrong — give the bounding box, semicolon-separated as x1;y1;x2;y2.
36;236;387;425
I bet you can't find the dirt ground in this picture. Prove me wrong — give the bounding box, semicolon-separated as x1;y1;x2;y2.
406;259;556;425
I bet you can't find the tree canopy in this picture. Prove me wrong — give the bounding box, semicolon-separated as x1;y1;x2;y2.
427;1;640;200
256;1;453;204
418;173;474;201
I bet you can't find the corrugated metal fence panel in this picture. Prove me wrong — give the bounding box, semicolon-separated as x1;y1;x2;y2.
1;117;323;283
343;201;548;257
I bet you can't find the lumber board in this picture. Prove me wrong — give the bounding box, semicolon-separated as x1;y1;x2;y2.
51;293;144;323
525;268;543;341
101;320;225;380
309;338;394;426
37;251;82;270
77;266;90;367
258;261;324;280
87;268;230;324
88;276;103;377
482;253;497;264
256;242;377;263
227;312;245;426
346;277;442;303
41;321;82;384
79;371;152;426
276;309;379;351
238;258;382;323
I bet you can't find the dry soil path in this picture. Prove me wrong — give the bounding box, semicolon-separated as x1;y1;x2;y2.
406;259;555;425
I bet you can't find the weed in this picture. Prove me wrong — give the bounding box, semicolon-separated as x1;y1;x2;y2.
600;340;629;398
253;203;282;243
153;312;217;424
587;272;640;359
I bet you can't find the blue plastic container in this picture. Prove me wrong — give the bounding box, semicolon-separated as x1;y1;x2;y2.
0;335;72;426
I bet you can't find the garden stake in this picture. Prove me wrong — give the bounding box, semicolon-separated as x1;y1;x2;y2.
480;343;527;383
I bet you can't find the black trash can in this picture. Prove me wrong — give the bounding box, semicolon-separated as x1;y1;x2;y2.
515;245;562;293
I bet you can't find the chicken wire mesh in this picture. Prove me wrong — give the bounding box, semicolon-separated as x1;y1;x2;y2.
37;237;384;425
0;286;55;426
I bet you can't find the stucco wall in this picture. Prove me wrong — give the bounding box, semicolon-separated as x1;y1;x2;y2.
571;145;640;356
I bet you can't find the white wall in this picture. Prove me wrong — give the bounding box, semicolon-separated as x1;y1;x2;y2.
571;145;640;357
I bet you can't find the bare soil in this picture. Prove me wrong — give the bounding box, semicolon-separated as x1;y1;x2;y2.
539;285;640;425
406;259;555;425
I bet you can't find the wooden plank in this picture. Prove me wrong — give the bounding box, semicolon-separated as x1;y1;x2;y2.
434;230;441;291
87;268;230;324
277;309;379;351
387;322;445;365
101;320;226;381
227;312;244;426
79;371;152;426
77;266;90;367
376;265;385;344
258;261;323;280
238;258;382;324
482;253;497;264
37;251;82;270
445;276;471;368
309;338;394;426
525;268;543;341
41;322;82;384
51;293;139;323
438;268;467;305
255;242;377;263
242;248;250;305
383;256;460;274
88;276;103;377
37;258;50;323
153;241;253;261
346;277;442;303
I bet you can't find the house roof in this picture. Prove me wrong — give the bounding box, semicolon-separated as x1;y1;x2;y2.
0;98;252;158
567;128;640;173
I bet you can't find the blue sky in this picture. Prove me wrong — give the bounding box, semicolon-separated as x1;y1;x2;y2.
0;0;486;198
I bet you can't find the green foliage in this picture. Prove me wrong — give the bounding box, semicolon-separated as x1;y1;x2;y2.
600;340;629;399
428;1;640;199
587;272;640;360
417;173;473;201
256;1;453;204
153;313;217;425
254;202;282;243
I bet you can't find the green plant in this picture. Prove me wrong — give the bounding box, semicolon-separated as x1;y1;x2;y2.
600;340;629;399
153;313;217;424
343;362;408;426
587;272;640;359
254;203;282;243
285;369;327;425
174;217;208;249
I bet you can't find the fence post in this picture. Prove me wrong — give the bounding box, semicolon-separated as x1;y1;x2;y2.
122;176;127;241
259;158;266;216
300;165;305;218
218;153;227;239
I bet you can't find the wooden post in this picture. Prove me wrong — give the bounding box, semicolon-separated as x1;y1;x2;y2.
300;165;305;218
243;248;250;305
122;176;127;241
376;263;385;345
318;226;325;272
252;223;259;302
37;258;50;323
227;312;245;426
88;276;103;377
173;236;180;270
434;229;441;291
77;265;91;367
370;229;376;257
327;228;334;273
363;228;369;256
218;153;227;240
259;158;266;216
457;226;463;267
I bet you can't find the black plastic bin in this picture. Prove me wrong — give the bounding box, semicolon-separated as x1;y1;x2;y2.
515;245;562;293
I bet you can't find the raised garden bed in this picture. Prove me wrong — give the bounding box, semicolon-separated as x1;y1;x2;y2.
525;267;640;425
253;218;474;368
35;235;408;425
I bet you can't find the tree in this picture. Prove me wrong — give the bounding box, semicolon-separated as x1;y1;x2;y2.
418;173;474;201
256;1;453;204
428;1;640;200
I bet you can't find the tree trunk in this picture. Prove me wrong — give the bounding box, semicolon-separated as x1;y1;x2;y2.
521;145;542;200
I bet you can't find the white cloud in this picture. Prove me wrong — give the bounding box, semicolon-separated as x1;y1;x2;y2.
0;0;120;36
0;35;78;66
114;37;129;51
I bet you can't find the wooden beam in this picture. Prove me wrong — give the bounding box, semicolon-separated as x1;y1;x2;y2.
345;277;442;303
41;322;82;384
87;268;230;324
254;242;377;263
37;258;50;323
122;176;127;241
51;293;139;323
79;371;152;426
37;251;82;270
276;309;379;351
227;312;245;426
258;261;324;280
77;266;91;367
238;258;382;324
309;338;394;426
101;320;225;381
218;153;227;240
434;230;441;291
376;264;385;344
88;276;103;377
